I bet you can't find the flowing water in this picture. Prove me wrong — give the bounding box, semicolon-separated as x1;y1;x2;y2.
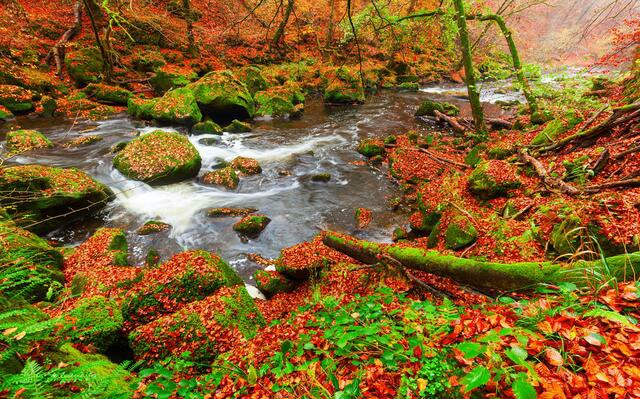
0;84;519;279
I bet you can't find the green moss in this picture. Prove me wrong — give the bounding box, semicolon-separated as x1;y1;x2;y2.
224;119;252;133
40;96;57;117
84;83;132;105
230;156;261;175
192;119;223;135
113;131;202;185
398;82;420;91
467;160;521;200
233;214;271;237
530;110;583;146
415;100;460;117
253;269;296;296
0;105;14;120
357;138;385;158
65;48;103;86
56;296;123;352
207;207;257;217
187;70;255;119
0;85;35;114
444;217;478;250
149;87;202;126
201;166;239;189
127;96;157;120
311;173;331;182
137;220;171;235
0;165;114;233
237;65;269;95
5;129;54;154
149;65;198;94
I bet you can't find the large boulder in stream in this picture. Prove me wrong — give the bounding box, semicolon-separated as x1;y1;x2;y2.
129;286;265;363
0;165;114;233
5;129;54;155
187;70;255;119
415;99;460;117
113;131;202;185
149;87;202;126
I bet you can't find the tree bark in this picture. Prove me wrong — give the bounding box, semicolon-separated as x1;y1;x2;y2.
183;0;198;56
271;0;294;49
45;1;82;78
322;232;640;291
452;0;487;134
82;0;113;83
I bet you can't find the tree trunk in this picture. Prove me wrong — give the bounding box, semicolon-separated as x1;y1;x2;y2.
452;0;487;134
322;232;640;291
183;0;198;56
82;0;113;83
45;1;82;78
469;13;538;114
326;0;336;46
271;0;295;49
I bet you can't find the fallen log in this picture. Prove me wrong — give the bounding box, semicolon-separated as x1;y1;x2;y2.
517;149;581;195
322;231;640;292
434;110;465;134
585;178;640;192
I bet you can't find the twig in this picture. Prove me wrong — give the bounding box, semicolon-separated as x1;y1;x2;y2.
518;149;581;195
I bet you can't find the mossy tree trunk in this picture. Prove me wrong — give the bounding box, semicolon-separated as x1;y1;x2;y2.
468;13;538;113
183;0;198;56
452;0;487;134
322;232;640;291
82;0;113;83
271;0;295;50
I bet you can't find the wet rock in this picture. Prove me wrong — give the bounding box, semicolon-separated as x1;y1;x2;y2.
311;173;331;182
224;119;252;133
201;166;239;189
468;160;521;200
0;220;64;302
64;135;103;148
5;129;53;154
110;141;129;153
121;250;243;329
357;138;385;158
128;286;265;363
0;85;35;114
233;214;271;237
149;87;202;126
253;269;296;297
114;131;202;185
84;83;132;105
0;105;14;121
415;99;459;117
444;216;478;250
0;165;114;233
187;70;255;119
207;207;257;217
137;220;171;235
230;156;261;175
192;119;222;135
65;47;103;86
39;95;57;117
198;137;220;146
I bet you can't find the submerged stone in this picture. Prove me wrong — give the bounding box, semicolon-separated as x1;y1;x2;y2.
5;129;53;154
311;173;331;182
113;131;202;185
224;119;252;133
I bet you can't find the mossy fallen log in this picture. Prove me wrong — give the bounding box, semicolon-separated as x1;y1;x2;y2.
322;232;640;291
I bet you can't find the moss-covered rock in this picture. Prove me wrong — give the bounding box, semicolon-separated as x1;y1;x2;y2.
230;156;261;175
207;207;257;217
129;48;166;72
64;135;103;148
323;67;365;104
409;193;443;235
0;221;64;302
5;129;53;154
237;65;269;95
121;250;242;329
127;96;157;120
0;105;14;121
192;119;223;135
201;166;239;189
415;100;460;117
253;269;296;297
129;286;265;362
254;83;305;117
530;110;583;146
444;217;478;250
187;70;255;119
65;47;103;86
233;214;270;237
0;85;35;114
113;131;202;185
224;119;252;133
40;95;57;117
137;220;171;235
357;138;385;158
55;295;123;352
84;83;132;105
0;165;114;233
149;65;198;95
149;87;202;126
468;160;521;200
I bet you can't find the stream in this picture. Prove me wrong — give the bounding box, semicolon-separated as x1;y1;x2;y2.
0;82;520;280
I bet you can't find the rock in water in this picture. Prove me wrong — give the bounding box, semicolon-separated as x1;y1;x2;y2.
113;131;202;185
5;129;53;155
187;70;255;119
233;214;271;237
0;165;114;233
